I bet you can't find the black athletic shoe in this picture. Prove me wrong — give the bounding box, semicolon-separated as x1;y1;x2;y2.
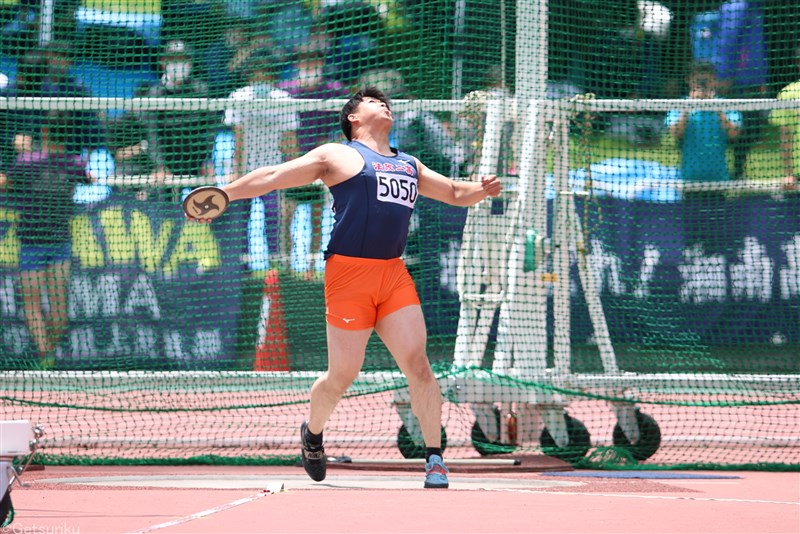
300;421;327;482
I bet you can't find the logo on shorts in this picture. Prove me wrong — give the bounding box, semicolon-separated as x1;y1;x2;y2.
342;318;356;324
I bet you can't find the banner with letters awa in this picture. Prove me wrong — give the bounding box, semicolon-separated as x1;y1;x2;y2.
0;192;249;369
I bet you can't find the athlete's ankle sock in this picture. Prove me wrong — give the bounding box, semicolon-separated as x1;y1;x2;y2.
304;427;323;448
426;448;442;462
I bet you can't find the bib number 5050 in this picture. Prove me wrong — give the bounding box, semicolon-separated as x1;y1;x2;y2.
377;172;418;208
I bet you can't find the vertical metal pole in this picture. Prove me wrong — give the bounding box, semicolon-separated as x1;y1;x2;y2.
515;0;548;249
500;0;507;88
452;0;467;100
515;0;547;115
552;108;572;375
38;0;54;46
453;100;506;370
502;0;550;375
516;0;550;249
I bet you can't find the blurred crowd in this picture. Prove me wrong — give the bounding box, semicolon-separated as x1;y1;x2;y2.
0;0;799;260
0;1;798;173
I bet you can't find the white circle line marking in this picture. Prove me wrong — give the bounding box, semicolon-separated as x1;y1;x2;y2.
125;483;284;534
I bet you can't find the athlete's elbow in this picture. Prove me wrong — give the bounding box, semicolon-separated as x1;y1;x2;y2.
447;194;476;207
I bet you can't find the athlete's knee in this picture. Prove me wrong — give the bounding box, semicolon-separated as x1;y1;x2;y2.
319;369;358;395
403;355;436;385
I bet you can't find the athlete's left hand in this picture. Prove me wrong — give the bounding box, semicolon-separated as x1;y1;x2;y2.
480;175;501;197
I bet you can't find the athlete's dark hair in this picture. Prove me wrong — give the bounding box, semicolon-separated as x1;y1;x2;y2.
340;87;391;141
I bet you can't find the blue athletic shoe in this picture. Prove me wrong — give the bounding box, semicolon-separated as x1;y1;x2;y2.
424;455;449;489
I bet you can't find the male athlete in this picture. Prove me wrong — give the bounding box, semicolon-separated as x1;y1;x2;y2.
199;88;501;488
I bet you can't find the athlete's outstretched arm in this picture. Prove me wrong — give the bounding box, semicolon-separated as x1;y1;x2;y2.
416;158;501;206
222;144;334;202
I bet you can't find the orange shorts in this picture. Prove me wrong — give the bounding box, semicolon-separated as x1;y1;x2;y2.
325;254;421;330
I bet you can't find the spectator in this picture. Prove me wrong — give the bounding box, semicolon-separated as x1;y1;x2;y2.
665;61;742;255
768;42;800;191
264;0;316;59
320;0;383;84
140;40;218;189
0;49;83;184
0;45;100;192
104;82;154;181
2;111;93;368
0;49;47;168
41;40;105;154
667;62;742;182
712;0;769;179
224;50;300;268
279;42;349;277
198;18;274;98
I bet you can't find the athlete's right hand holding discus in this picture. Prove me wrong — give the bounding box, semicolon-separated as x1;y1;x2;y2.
182;186;230;223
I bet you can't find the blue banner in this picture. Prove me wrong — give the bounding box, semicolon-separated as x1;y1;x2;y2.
0;191;249;369
571;194;800;347
412;193;800;354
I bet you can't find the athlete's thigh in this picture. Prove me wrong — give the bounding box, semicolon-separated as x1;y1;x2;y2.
374;304;428;373
375;260;420;323
326;323;371;383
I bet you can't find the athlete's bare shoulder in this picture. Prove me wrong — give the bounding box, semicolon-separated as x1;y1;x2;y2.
312;142;364;187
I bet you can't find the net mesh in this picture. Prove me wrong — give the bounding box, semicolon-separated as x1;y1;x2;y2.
0;0;798;469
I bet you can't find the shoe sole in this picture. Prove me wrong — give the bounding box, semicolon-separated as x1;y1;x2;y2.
301;454;326;482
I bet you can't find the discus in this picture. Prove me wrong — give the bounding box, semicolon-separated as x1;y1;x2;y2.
183;186;230;221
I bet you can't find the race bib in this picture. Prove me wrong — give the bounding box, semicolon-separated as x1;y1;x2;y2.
376;172;418;209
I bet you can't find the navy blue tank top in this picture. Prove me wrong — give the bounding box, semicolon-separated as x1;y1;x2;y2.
325;141;419;259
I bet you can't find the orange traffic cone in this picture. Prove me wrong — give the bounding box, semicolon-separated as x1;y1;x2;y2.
254;269;290;371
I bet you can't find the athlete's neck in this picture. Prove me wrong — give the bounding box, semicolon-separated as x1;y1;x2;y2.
351;134;394;156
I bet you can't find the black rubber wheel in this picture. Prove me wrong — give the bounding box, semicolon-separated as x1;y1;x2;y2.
471;407;517;455
0;490;12;527
540;414;592;464
612;409;661;461
397;424;447;459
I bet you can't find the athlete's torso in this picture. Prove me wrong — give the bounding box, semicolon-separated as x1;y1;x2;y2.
325;141;419;260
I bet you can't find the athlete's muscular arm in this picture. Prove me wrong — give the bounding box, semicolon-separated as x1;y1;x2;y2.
223;145;327;201
223;143;360;202
416;158;501;206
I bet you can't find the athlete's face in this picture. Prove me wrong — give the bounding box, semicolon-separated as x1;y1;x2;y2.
356;96;393;125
